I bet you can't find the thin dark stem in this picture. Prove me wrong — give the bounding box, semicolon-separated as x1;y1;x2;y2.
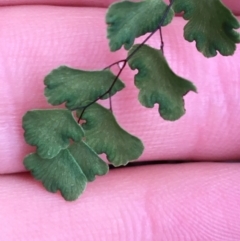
159;26;164;54
77;107;86;123
76;60;127;121
76;0;174;122
126;29;157;61
104;60;126;70
78;92;113;122
126;0;174;61
109;93;113;112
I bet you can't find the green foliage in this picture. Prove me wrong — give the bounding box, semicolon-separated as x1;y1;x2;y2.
128;44;197;121
23;108;109;200
23;109;83;159
24;149;88;201
21;0;239;201
172;0;240;57
77;103;144;166
44;66;125;110
69;142;109;181
106;0;174;51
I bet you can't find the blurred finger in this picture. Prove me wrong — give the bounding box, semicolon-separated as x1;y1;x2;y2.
0;163;240;240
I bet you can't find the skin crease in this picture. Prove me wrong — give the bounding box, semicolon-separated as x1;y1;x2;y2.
0;0;240;240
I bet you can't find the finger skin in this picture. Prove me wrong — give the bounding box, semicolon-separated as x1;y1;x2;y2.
0;0;239;15
0;163;240;241
0;0;115;7
0;6;240;173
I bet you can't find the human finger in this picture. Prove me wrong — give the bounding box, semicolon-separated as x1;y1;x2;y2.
0;163;240;240
0;0;115;7
0;0;239;15
0;6;240;173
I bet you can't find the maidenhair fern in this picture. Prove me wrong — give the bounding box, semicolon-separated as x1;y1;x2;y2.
22;0;240;201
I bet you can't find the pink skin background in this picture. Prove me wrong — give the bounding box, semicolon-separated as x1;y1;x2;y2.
0;0;240;240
